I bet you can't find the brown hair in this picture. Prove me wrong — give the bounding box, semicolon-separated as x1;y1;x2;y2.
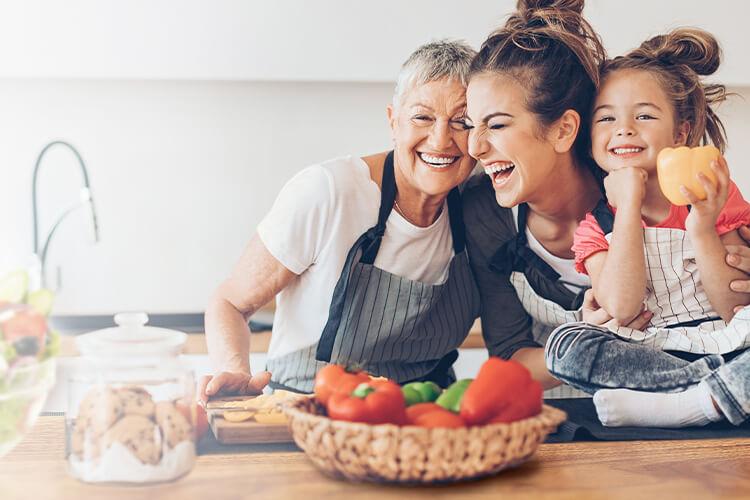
470;0;606;176
601;27;729;152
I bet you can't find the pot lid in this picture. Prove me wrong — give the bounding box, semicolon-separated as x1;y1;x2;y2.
75;312;187;358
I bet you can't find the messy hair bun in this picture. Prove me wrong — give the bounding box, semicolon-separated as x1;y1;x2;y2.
471;0;606;184
602;27;729;152
639;28;721;76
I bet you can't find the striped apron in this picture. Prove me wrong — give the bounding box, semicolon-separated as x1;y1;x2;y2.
490;203;590;398
591;200;750;354
266;151;481;393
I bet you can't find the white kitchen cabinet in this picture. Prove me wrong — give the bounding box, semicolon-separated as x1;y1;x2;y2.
2;0;749;85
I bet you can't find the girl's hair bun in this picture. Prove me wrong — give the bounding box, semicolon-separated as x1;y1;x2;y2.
640;28;721;76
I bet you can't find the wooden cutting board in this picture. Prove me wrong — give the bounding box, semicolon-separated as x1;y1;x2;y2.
206;395;298;444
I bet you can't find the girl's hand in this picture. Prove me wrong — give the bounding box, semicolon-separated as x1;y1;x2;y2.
603;167;648;209
683;156;730;234
581;289;653;330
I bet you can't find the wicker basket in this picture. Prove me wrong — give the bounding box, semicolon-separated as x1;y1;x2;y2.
283;398;567;483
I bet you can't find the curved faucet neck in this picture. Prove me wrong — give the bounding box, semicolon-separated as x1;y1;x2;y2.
31;140;92;254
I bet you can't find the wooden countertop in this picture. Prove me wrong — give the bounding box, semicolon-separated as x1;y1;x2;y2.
59;320;487;356
4;416;750;498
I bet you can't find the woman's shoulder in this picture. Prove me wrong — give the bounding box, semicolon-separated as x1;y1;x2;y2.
462;173;516;241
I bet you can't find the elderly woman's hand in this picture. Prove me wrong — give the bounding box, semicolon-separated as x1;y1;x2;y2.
198;370;272;406
581;289;653;330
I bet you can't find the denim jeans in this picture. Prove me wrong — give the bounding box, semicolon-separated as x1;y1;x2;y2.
545;322;750;425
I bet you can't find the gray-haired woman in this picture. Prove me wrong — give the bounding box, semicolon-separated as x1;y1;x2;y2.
200;41;480;399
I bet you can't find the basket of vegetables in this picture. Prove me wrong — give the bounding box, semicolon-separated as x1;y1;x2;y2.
283;358;566;483
0;271;59;457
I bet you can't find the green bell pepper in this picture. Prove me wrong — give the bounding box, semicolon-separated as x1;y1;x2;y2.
401;381;442;406
435;378;472;413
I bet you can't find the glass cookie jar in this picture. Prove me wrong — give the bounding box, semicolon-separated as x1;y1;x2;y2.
66;312;197;484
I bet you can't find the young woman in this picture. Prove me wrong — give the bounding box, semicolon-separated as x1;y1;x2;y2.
461;0;653;392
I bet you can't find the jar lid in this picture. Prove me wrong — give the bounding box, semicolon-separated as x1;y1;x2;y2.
75;312;187;358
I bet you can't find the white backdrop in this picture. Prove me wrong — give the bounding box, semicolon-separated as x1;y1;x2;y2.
1;1;749;314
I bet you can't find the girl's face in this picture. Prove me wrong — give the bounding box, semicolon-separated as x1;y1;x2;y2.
466;73;559;208
591;69;688;174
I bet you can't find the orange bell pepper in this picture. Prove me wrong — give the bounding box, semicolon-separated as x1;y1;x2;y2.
459;357;541;425
657;145;720;206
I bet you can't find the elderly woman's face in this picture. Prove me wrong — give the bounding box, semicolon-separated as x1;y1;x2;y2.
466;73;559;208
388;78;475;197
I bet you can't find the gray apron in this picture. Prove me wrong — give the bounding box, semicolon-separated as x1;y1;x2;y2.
266;151;481;393
490;203;591;398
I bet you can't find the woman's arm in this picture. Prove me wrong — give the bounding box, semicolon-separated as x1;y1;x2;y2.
199;234;296;402
726;225;750;299
692;229;750;320
511;290;654;390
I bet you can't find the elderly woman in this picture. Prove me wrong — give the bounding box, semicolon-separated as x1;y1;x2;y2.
200;40;480;399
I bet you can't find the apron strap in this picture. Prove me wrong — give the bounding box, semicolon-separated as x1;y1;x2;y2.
360;151;397;264
316;150;466;363
447;188;466;254
489;203;561;281
591;198;615;235
361;151;467;262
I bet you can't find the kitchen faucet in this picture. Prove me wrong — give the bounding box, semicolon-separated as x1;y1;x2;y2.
31;140;100;290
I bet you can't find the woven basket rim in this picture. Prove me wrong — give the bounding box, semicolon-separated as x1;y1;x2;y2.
283;398;567;433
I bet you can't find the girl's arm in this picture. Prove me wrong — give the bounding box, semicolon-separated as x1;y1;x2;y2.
685;157;750;321
585;167;649;323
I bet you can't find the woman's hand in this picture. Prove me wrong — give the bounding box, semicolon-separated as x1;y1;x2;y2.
198;370;272;405
603;167;648;209
683;157;730;235
726;226;750;312
581;289;653;330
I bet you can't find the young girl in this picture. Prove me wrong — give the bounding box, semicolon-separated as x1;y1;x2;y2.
545;27;750;428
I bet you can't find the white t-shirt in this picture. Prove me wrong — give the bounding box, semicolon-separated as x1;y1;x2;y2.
257;156;455;360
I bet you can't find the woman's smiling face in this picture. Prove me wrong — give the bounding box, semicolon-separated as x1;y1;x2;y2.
591;69;687;175
388;78;476;197
466;72;559;208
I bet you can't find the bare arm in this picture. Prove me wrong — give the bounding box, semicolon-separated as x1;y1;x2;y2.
589;167;649;323
725;225;750;300
511;348;560;390
684;157;750;321
586;205;647;323
200;233;297;402
691;229;750;321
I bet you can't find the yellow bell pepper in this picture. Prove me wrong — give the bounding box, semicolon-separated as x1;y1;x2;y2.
657;145;720;206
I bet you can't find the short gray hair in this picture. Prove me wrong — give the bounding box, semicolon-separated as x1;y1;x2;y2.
393;40;477;108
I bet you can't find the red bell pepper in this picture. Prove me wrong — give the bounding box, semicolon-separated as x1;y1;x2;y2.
327;379;407;425
313;364;370;405
487;379;543;424
460;357;542;425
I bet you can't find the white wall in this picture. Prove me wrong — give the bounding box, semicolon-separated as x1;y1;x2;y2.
1;0;749;85
1;80;394;313
1;0;750;315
